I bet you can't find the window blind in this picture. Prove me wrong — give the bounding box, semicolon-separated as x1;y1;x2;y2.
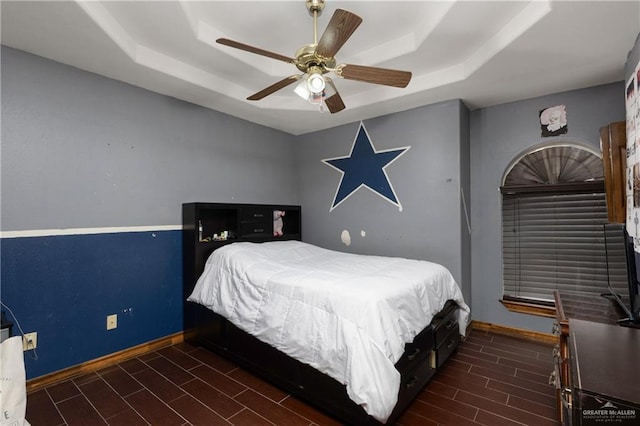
502;189;609;302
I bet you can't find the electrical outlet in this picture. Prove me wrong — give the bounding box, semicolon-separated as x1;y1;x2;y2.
23;332;37;351
106;314;117;330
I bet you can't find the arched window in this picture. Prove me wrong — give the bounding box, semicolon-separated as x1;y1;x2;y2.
501;143;608;308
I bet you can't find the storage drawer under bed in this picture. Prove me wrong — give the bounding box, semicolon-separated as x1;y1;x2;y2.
397;301;460;373
395;353;437;411
431;323;460;368
430;301;460;369
396;325;434;372
433;304;458;346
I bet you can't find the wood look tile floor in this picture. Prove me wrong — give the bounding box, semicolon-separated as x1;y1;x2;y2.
25;329;556;426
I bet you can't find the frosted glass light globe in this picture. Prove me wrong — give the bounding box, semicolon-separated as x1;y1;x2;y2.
307;72;325;94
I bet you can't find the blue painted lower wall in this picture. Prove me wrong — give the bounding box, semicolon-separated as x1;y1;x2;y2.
1;229;183;379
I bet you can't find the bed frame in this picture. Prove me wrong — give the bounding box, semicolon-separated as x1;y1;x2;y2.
182;203;462;425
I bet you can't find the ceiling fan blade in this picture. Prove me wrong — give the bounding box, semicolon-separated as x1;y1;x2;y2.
315;9;362;59
324;79;345;113
217;38;295;64
247;75;300;101
339;64;412;88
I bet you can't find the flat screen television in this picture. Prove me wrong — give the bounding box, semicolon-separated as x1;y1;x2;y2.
603;223;640;328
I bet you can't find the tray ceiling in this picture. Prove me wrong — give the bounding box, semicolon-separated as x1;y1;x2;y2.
2;1;639;135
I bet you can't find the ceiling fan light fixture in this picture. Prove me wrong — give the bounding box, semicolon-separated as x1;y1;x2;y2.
294;74;334;113
307;70;325;94
294;79;311;100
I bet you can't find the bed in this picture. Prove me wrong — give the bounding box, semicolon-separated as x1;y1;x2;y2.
182;202;470;425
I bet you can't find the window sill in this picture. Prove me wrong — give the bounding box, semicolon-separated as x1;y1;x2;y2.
499;298;556;318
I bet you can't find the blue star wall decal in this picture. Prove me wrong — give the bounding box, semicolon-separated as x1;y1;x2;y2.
322;122;410;211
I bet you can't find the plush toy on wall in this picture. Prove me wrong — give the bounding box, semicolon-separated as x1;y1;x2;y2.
273;210;285;236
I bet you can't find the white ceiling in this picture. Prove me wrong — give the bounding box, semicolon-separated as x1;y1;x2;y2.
2;1;639;135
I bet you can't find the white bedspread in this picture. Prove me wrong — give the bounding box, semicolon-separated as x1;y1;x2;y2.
188;240;470;423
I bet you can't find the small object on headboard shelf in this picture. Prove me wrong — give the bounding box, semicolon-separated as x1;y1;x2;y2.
212;231;229;241
273;210;285;236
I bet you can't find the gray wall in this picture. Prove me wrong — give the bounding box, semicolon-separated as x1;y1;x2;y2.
469;82;625;332
1;46;301;379
296;100;472;304
1;46;299;232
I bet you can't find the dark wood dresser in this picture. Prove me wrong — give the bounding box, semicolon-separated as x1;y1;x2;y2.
553;291;640;425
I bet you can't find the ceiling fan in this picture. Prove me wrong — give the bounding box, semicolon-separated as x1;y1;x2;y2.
216;0;412;113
